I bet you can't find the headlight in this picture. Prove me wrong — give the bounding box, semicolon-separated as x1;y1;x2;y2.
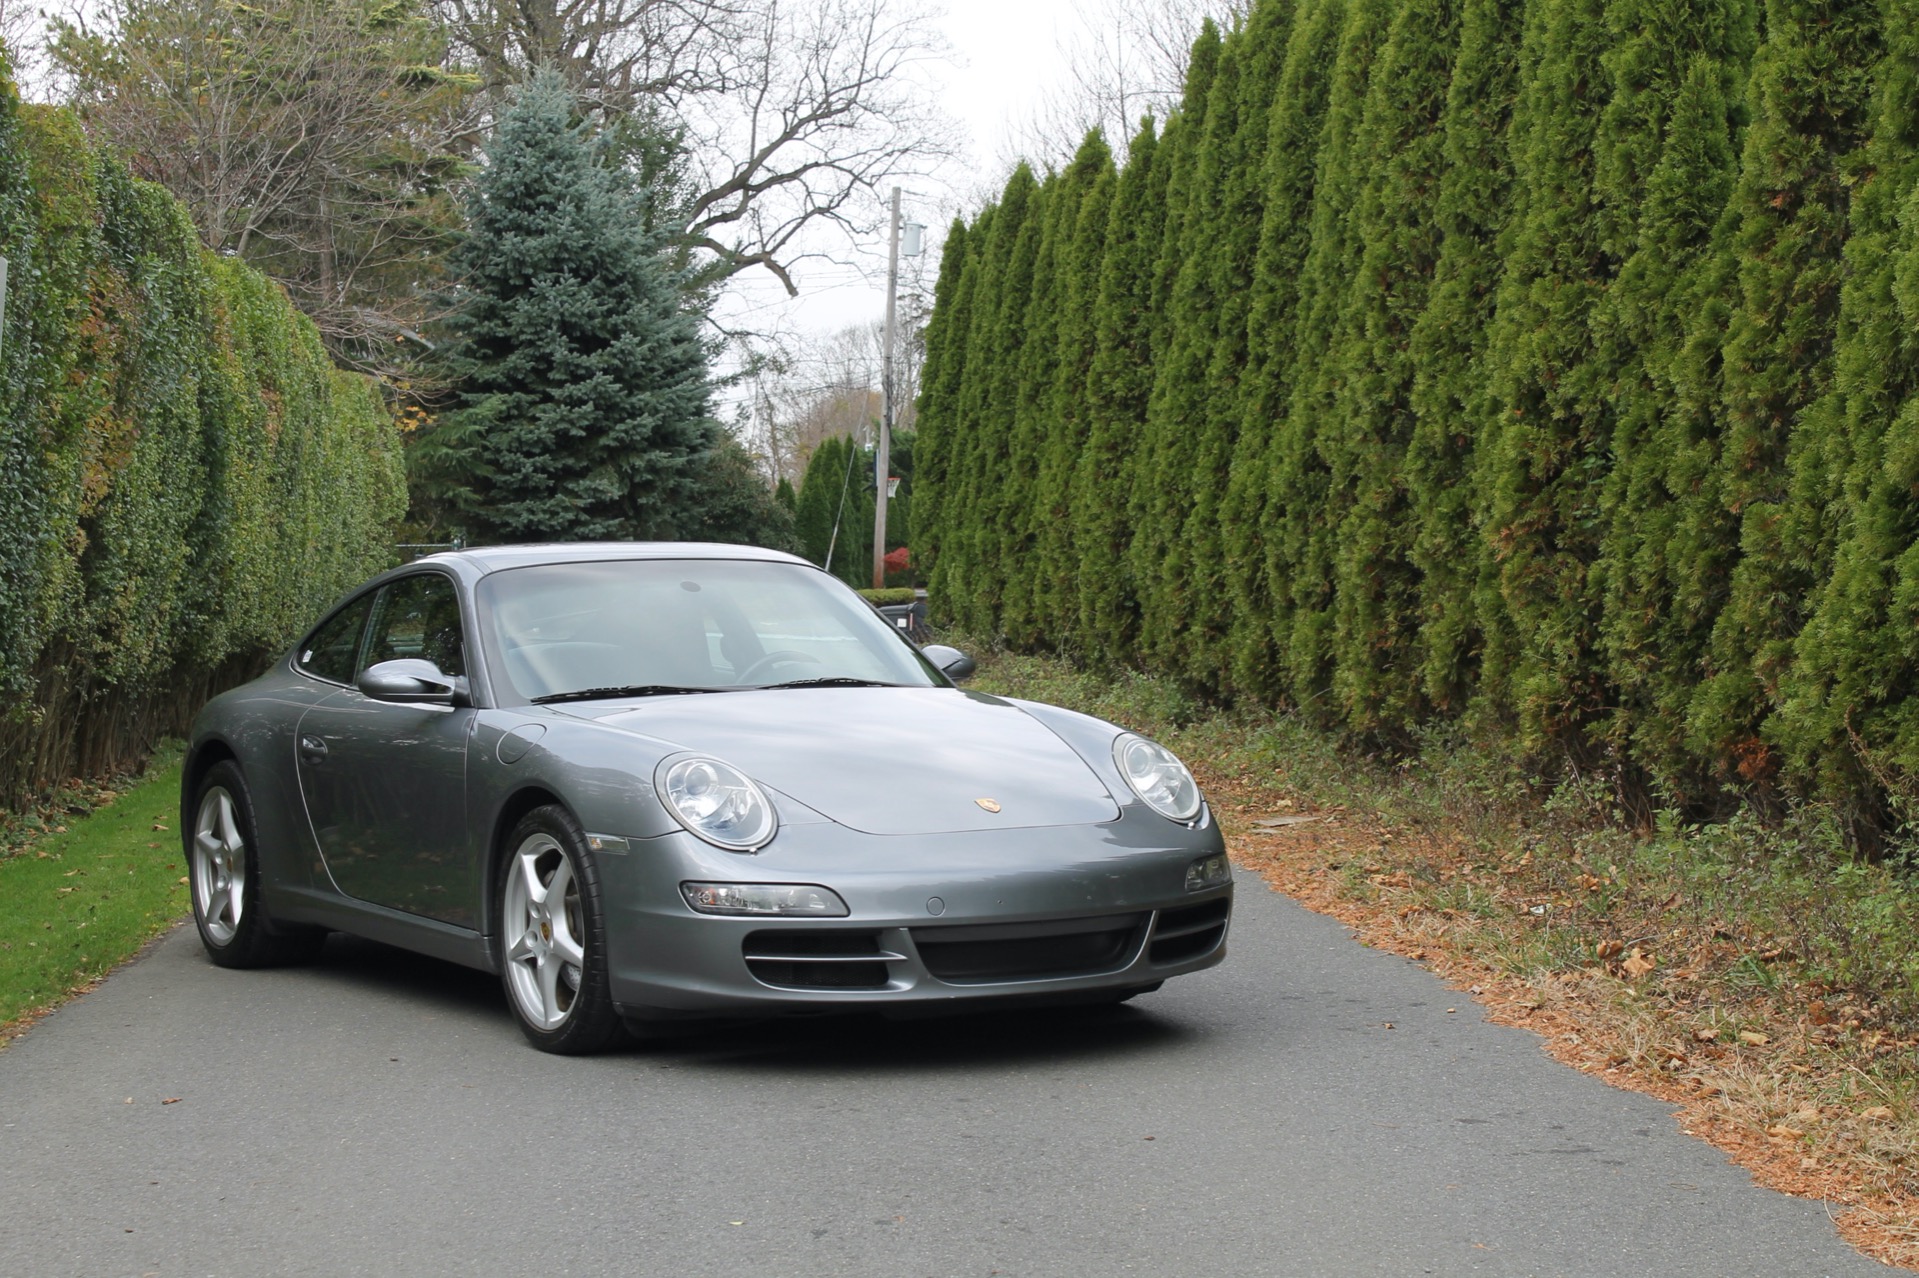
681;883;849;916
1113;733;1203;823
657;754;777;850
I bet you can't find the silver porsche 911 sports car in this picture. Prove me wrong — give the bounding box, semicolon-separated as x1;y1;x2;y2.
181;543;1232;1053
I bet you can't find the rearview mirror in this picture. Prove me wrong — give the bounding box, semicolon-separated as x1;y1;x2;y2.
357;658;467;706
921;644;976;682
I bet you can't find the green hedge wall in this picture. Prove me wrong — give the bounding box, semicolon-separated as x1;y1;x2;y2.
0;66;406;806
916;0;1919;828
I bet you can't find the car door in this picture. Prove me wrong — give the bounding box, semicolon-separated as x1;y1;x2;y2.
296;571;476;926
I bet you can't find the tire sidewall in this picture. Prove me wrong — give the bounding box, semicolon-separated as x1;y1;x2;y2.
495;804;622;1054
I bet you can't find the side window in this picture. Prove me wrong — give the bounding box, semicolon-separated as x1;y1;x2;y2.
362;574;466;677
298;597;373;685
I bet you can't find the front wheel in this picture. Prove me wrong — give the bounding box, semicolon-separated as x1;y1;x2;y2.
188;761;325;968
496;806;626;1054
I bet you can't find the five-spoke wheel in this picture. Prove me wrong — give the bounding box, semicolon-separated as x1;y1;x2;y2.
496;806;624;1053
186;760;325;967
192;784;248;946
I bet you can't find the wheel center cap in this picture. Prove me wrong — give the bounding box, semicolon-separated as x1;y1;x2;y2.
540;919;552;942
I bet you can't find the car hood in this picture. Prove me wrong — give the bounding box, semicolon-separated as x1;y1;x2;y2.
572;687;1121;835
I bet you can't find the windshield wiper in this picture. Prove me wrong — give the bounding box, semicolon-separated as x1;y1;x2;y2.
759;677;901;690
531;685;722;705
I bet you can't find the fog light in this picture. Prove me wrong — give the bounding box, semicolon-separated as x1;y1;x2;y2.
681;882;849;917
1185;854;1231;892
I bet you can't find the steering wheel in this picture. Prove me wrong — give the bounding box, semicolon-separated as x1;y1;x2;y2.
738;649;823;683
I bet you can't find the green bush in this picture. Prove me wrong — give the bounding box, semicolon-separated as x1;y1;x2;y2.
0;65;405;807
858;588;919;606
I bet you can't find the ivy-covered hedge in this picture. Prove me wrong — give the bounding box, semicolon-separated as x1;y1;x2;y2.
916;0;1919;831
0;64;406;807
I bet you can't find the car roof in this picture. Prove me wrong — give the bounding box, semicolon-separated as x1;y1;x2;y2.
413;542;814;577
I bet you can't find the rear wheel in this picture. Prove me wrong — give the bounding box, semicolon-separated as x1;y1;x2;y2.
496;806;625;1054
188;761;326;968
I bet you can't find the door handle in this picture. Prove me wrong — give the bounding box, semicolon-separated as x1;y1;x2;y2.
299;735;328;765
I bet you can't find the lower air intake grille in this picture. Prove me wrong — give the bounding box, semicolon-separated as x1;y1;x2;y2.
744;929;892;990
912;913;1147;984
1150;897;1230;965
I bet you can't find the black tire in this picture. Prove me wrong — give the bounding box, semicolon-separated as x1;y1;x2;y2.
187;760;327;968
495;805;626;1054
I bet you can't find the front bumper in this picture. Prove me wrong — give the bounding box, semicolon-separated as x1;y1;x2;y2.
592;807;1232;1021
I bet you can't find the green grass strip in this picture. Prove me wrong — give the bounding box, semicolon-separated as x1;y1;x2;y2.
0;750;188;1030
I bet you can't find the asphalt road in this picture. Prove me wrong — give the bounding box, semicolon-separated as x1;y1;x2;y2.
0;871;1887;1278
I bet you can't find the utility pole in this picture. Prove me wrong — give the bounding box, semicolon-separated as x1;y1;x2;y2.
872;188;901;590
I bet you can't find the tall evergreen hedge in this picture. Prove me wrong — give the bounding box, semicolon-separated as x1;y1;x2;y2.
915;0;1919;828
0;64;406;806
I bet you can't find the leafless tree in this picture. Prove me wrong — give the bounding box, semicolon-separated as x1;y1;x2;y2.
1;0;50;94
739;299;927;486
50;0;482;373
440;0;954;302
1001;0;1246;170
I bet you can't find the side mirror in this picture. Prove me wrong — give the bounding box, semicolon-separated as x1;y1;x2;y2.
921;644;976;682
357;658;467;706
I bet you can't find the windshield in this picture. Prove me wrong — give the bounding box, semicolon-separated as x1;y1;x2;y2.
476;558;943;703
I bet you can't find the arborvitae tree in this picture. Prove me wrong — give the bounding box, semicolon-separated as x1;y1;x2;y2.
1172;0;1295;697
973;173;1049;637
792;434;872;586
774;475;796;514
922;212;991;616
1322;0;1461;737
794;435;847;565
1775;1;1919;808
1588;0;1755;796
1692;0;1884;788
935;168;1038;634
1400;0;1524;715
429;73;717;543
1126;20;1221;669
1269;0;1393;713
1072;118;1165;664
909;218;971;590
1033;136;1116;647
1001;141;1108;649
1224;0;1346;700
1139;34;1243;684
1474;0;1615;756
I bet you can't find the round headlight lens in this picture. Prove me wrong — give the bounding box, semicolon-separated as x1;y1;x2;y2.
1113;734;1203;823
657;755;777;851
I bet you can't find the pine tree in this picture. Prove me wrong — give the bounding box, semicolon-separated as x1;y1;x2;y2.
1320;0;1461;737
429;73;717;543
1588;0;1755;795
1072;119;1166;664
1692;0;1884;787
1224;0;1347;701
1269;0;1394;714
1400;0;1525;716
